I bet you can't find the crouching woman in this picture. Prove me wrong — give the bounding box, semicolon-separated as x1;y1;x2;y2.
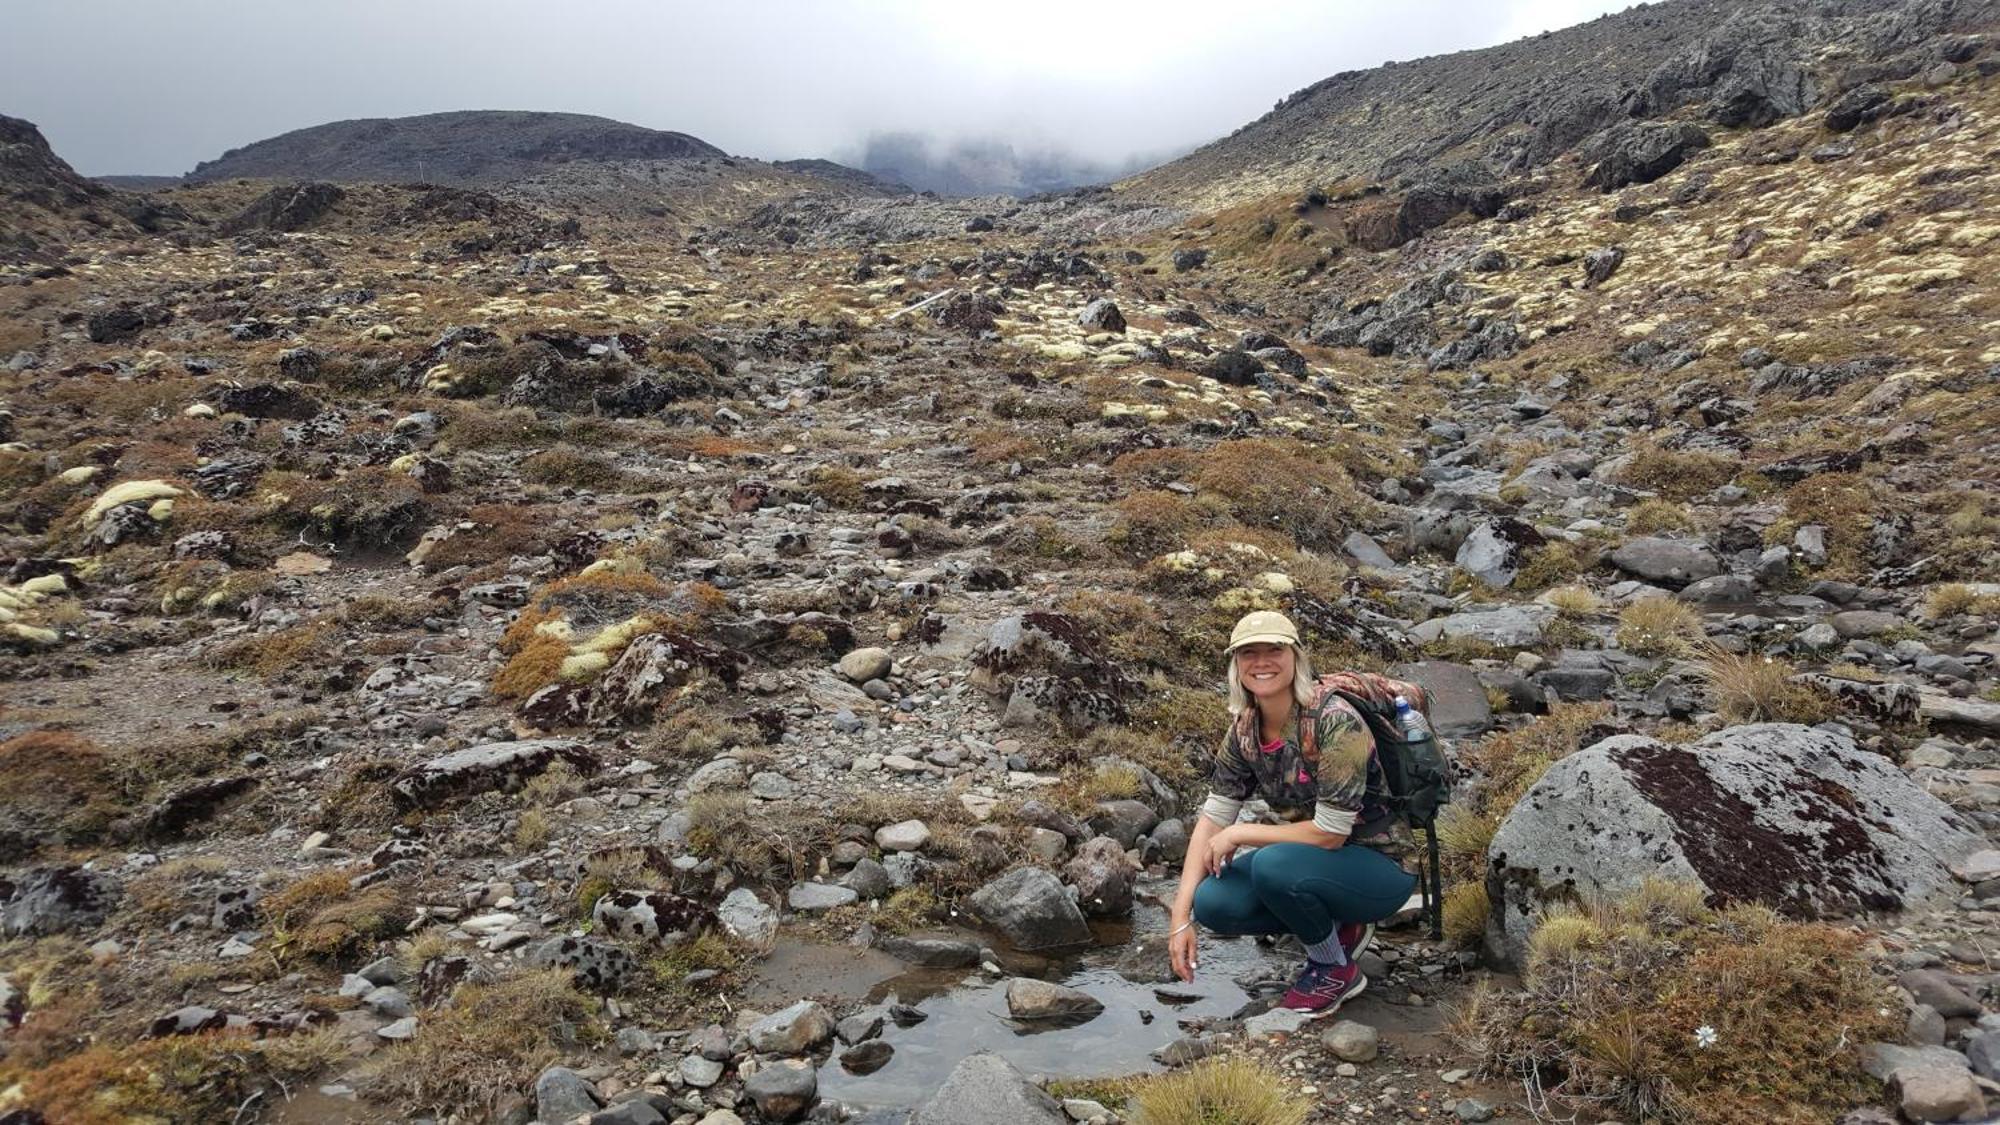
1166;610;1419;1016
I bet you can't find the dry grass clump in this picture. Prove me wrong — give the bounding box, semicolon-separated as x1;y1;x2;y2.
1456;702;1613;862
361;969;601;1115
1626;497;1695;535
1770;473;1876;577
1618;442;1738;502
646;699;760;760
0;731;128;859
259;467;428;548
873;886;939;935
436;403;564;450
342;593;439;631
1191;438;1372;552
1513;541;1593;591
1925;582;2000;618
1126;1055;1308;1125
685;791;825;883
415;502;555;571
1545;585;1602;617
261;869;410;966
1457;887;1897;1125
1696;647;1831;725
513;807;551;851
14;1029;348;1125
1440;880;1492;946
1107;490;1228;559
208;618;339;679
993;515;1098;563
802;465;868;508
520;447;627;490
1616;597;1705;657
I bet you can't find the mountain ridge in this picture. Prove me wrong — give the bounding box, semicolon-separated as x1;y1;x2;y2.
183;109;726;186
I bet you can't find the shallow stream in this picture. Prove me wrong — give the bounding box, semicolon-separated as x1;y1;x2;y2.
742;883;1294;1112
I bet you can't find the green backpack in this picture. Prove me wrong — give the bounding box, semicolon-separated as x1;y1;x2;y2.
1300;672;1456;939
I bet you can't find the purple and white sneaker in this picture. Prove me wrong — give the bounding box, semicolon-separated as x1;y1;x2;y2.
1278;959;1367;1016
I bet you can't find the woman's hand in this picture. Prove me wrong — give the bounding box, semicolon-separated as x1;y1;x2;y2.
1203;825;1241;876
1168;919;1199;982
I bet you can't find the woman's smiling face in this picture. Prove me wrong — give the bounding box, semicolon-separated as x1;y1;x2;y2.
1235;641;1296;706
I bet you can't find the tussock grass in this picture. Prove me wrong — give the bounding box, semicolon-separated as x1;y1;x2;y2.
1443;882;1491;946
1459;885;1896;1124
1462;703;1612;824
361;969;601;1115
1514;541;1593;591
1695;646;1831;725
209;618;339;679
1626;497;1694;535
261;869;409;967
1616;597;1704;657
1618;442;1737;502
1545;585;1602;617
1926;582;2000;618
15;1030;348;1125
1127;1056;1309;1125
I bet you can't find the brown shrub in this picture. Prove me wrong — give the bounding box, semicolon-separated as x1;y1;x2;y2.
0;732;126;858
1191;438;1370;551
1107;490;1227;559
1697;647;1831;725
360;969;601;1115
261;869;410;966
803;465;867;508
17;1031;347;1125
1460;896;1897;1124
417;503;554;571
520;447;627;490
1618;442;1738;502
208;619;339;679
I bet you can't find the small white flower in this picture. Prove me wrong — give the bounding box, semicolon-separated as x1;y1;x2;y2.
1694;1024;1718;1049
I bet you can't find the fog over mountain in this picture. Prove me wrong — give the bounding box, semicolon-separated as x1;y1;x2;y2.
4;0;1635;195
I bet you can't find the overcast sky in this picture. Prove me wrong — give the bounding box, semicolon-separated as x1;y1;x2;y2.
5;0;1636;177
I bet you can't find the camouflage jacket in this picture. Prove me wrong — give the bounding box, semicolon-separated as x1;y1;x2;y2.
1202;679;1424;872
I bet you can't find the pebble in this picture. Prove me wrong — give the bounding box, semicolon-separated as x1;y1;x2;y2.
376;1016;419;1040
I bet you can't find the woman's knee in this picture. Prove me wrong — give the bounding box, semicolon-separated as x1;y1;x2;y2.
1191;872;1256;930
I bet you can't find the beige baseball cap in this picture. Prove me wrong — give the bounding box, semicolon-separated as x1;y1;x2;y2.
1226;610;1300;653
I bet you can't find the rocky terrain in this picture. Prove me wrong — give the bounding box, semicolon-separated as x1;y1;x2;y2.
4;1;2000;1123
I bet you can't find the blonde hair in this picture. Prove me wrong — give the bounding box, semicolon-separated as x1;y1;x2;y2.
1225;645;1316;718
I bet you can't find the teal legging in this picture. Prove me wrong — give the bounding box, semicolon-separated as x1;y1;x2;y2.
1191;843;1415;944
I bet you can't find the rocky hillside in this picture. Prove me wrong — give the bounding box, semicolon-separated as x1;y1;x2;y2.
1124;0;2000;212
183;110;726;186
0;115;187;267
1;8;1999;1125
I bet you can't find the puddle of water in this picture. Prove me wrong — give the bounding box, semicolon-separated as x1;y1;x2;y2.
803;901;1287;1112
259;1087;378;1125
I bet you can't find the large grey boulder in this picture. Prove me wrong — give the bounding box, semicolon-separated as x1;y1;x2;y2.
1608;537;1721;588
1410;604;1555;649
1;866;119;937
966;868;1090;951
1486;724;1982;966
535;1066;603;1122
1455;518;1546;589
744;1059;817;1122
913;1052;1068;1125
1395;660;1494;738
1581;120;1712;191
